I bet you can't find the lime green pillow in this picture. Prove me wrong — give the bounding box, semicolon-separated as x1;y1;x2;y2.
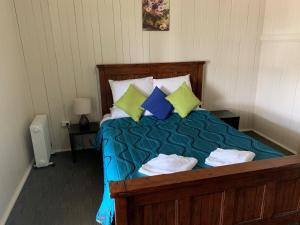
115;84;147;122
166;82;202;118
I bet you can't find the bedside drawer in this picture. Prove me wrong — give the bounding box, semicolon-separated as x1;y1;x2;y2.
210;110;240;130
221;117;240;129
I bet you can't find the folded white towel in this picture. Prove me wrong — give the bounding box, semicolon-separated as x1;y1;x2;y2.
210;148;256;163
205;148;255;167
205;156;231;167
139;154;198;176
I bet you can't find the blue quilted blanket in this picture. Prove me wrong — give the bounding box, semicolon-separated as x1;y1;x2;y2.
96;110;284;225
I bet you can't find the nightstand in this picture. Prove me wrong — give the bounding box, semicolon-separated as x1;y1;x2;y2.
68;122;100;163
210;110;240;129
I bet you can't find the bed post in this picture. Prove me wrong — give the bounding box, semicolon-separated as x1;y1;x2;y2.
115;197;128;225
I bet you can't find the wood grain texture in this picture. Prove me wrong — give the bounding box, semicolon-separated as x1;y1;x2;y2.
110;154;300;225
234;185;265;223
97;61;204;115
191;192;223;225
13;0;265;150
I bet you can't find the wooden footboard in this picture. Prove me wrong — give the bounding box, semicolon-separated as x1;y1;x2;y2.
110;155;300;225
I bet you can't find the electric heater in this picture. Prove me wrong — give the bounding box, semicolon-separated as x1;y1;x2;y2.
30;115;54;168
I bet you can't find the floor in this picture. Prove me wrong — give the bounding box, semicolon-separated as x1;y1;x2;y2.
6;150;102;225
243;131;293;155
5;131;294;225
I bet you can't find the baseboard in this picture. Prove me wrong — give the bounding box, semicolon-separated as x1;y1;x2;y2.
239;128;252;132
53;147;95;153
241;128;298;155
53;148;71;153
0;160;33;225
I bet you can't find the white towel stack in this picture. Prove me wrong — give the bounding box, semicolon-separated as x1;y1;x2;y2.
139;154;198;176
205;148;256;167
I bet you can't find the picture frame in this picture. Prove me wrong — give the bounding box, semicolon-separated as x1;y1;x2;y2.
142;0;170;31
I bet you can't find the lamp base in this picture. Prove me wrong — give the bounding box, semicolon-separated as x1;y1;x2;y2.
79;115;89;130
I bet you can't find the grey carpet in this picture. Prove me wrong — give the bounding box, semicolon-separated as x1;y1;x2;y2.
5;131;293;225
243;131;293;155
6;150;102;225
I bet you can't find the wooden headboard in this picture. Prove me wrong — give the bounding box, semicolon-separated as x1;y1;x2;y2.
96;61;205;115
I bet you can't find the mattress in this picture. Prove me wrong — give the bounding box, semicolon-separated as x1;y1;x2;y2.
96;110;285;225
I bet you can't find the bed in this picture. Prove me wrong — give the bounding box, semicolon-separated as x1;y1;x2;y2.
96;61;300;225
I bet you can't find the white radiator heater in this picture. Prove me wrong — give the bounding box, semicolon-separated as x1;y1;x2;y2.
30;115;54;168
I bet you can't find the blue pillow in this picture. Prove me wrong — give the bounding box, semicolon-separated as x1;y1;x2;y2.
142;87;174;120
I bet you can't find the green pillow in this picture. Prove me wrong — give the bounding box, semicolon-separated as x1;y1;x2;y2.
115;84;147;122
166;82;202;118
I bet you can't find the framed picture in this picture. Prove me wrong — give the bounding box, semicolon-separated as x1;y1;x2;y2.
142;0;170;31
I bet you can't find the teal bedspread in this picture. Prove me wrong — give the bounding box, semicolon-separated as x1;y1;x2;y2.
96;110;284;225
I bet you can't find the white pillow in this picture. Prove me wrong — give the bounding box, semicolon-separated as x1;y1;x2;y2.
153;75;191;94
109;76;153;103
110;106;203;120
144;110;152;116
110;107;130;119
110;107;152;119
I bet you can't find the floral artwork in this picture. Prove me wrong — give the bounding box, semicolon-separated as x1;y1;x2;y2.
143;0;170;31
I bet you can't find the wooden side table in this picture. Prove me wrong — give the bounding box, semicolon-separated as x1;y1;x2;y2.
210;110;240;129
68;122;100;163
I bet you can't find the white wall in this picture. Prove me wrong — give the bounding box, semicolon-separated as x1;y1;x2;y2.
254;0;300;153
0;0;34;224
14;0;265;151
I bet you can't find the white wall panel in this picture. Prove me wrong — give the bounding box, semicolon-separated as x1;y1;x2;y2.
14;0;50;115
14;0;265;150
254;0;300;153
263;0;300;35
0;0;34;222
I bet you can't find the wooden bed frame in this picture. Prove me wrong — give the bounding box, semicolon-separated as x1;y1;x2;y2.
97;61;300;225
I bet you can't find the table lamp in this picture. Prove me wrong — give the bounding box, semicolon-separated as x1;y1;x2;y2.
73;98;92;129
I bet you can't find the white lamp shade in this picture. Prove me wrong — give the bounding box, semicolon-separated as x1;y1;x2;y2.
73;98;92;115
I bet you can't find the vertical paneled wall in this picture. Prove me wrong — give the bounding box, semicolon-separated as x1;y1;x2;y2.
0;0;34;222
14;0;265;151
255;0;300;153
